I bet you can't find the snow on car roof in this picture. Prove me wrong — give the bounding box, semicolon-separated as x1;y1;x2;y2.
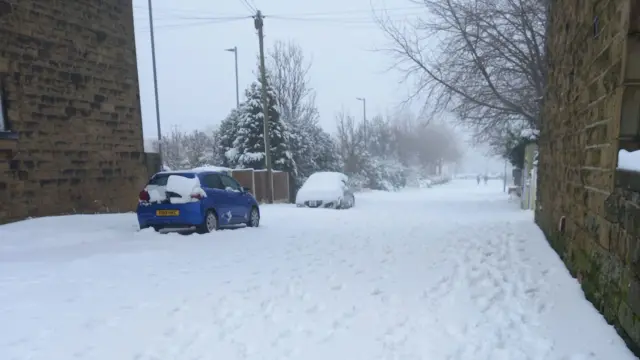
306;171;348;183
155;166;231;176
190;166;232;173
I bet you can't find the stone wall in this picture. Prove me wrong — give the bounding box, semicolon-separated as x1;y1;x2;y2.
0;0;147;224
537;0;640;353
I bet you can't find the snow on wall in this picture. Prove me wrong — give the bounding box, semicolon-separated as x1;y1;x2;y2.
618;150;640;172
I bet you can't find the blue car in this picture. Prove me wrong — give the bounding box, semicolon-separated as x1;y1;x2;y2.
137;170;260;233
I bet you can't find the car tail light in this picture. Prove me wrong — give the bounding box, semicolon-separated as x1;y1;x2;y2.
190;193;203;200
139;190;150;202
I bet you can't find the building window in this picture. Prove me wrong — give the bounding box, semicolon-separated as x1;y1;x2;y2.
0;79;7;132
619;87;640;151
617;86;640;176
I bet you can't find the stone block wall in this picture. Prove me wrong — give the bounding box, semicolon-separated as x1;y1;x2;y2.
537;0;640;353
0;0;147;224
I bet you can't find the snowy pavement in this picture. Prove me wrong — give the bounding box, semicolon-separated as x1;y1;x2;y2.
0;180;635;360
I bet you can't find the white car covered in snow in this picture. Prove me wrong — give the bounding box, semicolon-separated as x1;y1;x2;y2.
295;171;355;209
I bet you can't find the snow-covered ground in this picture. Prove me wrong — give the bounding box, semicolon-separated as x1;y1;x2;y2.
0;180;635;360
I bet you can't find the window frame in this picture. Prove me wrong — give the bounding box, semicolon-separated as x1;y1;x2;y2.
220;174;241;191
202;174;224;190
147;172;195;186
619;86;640;152
0;78;8;132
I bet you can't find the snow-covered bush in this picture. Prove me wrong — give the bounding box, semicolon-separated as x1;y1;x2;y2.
426;174;452;186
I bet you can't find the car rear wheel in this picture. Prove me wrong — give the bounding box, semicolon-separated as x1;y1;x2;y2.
339;195;355;209
247;207;260;227
197;210;218;234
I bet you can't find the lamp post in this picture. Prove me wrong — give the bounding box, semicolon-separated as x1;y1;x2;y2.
356;97;366;142
503;157;508;192
225;47;239;107
147;0;163;170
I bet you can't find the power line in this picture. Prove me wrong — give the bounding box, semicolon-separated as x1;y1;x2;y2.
238;0;256;14
133;5;423;33
267;15;383;24
144;14;250;21
133;5;246;18
136;14;415;33
267;6;424;17
136;17;250;32
264;14;420;28
134;5;424;23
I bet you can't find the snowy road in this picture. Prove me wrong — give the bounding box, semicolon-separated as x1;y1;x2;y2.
0;181;635;359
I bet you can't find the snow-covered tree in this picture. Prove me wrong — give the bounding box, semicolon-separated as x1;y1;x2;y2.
268;40;338;186
232;78;296;173
309;127;341;174
213;108;241;167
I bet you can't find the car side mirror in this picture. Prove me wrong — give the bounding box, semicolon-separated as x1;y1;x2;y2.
242;186;251;193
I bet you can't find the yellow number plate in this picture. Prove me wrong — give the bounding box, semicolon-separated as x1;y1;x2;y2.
156;210;179;216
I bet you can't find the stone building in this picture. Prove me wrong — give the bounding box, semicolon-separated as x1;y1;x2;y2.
0;1;147;224
537;0;640;353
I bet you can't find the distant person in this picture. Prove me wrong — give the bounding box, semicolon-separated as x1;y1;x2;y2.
476;175;481;185
483;175;488;185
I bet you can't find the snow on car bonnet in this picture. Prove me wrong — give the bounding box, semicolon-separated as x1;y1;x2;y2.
165;175;205;204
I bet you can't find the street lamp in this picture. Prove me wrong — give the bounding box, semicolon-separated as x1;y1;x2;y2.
225;47;239;107
147;0;163;170
356;97;366;140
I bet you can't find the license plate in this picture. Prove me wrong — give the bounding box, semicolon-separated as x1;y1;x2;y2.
309;201;318;206
156;210;179;216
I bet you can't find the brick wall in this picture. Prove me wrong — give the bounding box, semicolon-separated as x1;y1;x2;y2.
536;0;640;353
0;0;146;224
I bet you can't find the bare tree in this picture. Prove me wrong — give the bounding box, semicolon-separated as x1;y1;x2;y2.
158;127;217;170
184;130;215;167
267;40;318;125
335;110;366;174
389;111;422;165
377;0;546;152
160;127;188;170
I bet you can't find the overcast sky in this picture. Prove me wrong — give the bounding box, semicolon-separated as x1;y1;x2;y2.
132;0;425;138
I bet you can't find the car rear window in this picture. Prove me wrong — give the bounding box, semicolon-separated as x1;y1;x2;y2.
148;173;195;186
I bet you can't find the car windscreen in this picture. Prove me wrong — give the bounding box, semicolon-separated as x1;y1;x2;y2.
148;173;195;186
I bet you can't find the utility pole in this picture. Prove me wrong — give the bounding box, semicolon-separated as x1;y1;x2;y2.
148;0;163;171
225;46;240;107
255;10;273;203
